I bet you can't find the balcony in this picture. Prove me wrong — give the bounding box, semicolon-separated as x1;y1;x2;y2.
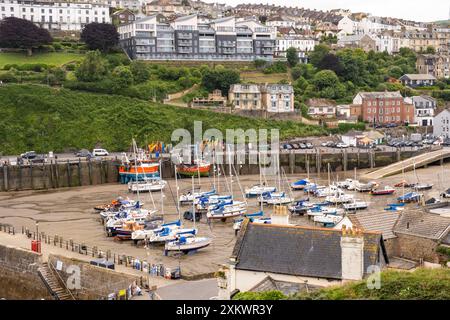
178;33;193;39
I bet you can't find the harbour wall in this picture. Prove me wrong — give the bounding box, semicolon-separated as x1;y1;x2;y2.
0;243;51;300
0;149;430;192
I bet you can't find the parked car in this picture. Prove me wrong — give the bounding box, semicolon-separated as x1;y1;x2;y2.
299;143;307;149
335;142;349;148
385;123;398;128
75;149;93;158
282;144;293;150
305;142;314;149
20;151;37;159
92;149;109;157
441;188;450;198
291;143;300;150
30;155;46;164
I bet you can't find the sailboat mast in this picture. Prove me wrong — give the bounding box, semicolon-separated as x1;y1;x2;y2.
133;139;140;204
192;176;196;229
228;144;233;197
258;152;263;212
174;163;181;220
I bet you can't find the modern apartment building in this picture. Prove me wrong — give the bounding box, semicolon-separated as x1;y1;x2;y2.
353;91;414;125
118;14;276;61
0;0;110;30
228;83;294;113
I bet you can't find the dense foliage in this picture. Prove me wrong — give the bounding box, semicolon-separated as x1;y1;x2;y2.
291;45;418;104
80;23;119;53
0;84;327;155
293;268;450;300
0;17;52;55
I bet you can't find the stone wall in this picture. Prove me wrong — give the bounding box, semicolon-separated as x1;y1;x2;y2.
48;254;142;300
392;233;440;263
0;244;51;299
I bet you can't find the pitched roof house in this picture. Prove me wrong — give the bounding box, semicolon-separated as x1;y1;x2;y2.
217;219;388;299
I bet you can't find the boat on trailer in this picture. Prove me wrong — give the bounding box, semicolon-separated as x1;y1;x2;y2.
164;236;212;254
179;189;216;205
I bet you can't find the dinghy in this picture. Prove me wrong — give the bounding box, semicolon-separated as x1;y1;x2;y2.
343;200;368;211
397;192;422;203
411;183;433;191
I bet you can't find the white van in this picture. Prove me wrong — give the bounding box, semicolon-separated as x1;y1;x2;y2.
92;149;109;156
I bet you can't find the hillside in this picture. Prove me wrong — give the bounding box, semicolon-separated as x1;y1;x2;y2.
0;84;327;155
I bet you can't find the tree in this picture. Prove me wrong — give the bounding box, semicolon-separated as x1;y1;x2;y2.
313;70;339;91
259;16;268;24
309;44;330;68
80;23;119;53
286;47;299;67
75;50;108;82
425;46;436;54
317;53;343;75
0;17;52;56
201;68;240;94
291;66;302;80
130;61;150;83
112;66;133;88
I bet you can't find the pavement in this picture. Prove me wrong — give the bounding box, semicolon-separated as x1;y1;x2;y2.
156;278;218;300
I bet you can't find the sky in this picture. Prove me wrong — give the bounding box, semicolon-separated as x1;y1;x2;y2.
205;0;450;22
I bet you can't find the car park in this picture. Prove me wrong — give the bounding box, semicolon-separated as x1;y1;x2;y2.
299;143;307;149
291;143;300;150
336;142;349;148
306;142;314;149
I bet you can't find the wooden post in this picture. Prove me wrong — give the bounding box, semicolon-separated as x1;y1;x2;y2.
78;159;82;187
30;162;33;190
100;161;104;184
3;165;8;191
19;163;23;190
54;159;59;188
289;151;294;174
67;160;71;187
88;159;93;185
50;160;55;188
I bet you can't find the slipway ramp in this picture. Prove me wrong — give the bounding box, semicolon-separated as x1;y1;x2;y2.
362;147;450;180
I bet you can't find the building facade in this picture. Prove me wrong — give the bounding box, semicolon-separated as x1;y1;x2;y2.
275;36;316;60
118;14;276;61
399;74;437;88
433;109;450;138
416;54;450;79
404;95;436;126
353;91;414;125
228;83;294;113
0;0;110;31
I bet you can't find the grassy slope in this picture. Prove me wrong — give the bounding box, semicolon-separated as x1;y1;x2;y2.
241;71;288;84
0;52;84;68
294;268;450;300
0;84;326;155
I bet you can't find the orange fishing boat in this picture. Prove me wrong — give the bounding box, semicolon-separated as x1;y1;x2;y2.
176;160;211;177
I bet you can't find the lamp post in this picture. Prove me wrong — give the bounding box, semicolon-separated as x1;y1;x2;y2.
36;221;39;241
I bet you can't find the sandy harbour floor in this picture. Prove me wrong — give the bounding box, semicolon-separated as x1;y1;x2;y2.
0;164;447;277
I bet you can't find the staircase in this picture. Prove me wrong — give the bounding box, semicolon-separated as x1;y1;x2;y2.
38;262;75;300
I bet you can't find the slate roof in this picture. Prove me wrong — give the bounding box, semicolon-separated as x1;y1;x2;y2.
232;221;387;280
400;74;437;81
353;211;401;240
394;209;450;240
357;91;403;99
249;276;321;295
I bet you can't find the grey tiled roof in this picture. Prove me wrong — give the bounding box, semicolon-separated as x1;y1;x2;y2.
249;276;321;295
232;221;386;280
394;210;450;240
354;211;401;240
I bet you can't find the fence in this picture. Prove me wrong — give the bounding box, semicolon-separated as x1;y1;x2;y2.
0;223;181;281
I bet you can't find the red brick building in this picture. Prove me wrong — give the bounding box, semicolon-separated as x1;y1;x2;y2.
353;91;414;125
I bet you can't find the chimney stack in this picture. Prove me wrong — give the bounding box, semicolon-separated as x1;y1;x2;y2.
340;226;365;281
271;205;290;225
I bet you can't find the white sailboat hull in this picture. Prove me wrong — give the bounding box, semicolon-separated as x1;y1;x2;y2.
165;237;212;252
128;180;166;193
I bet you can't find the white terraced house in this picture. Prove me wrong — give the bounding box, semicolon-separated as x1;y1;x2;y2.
118;14;277;61
0;0;110;31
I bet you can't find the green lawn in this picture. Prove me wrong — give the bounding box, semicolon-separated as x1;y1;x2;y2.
0;52;84;68
241;71;288;84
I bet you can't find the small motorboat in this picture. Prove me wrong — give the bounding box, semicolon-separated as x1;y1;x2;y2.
425;197;440;205
258;192;293;205
343;200;368;211
245;185;277;198
290;179;310;191
384;205;404;211
355;181;378;192
394;181;415;188
314;186;342;198
369;186;396;196
397;192;422;203
131;219;181;241
411;183;433;191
